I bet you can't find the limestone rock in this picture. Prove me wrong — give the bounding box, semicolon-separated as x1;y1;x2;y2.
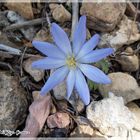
0;71;28;130
127;102;140;131
5;2;34;19
47;112;70;128
86;94;135;137
23;56;45;82
99;16;140;50
80;2;126;32
70;116;101;137
49;4;71;23
99;72;140;104
116;47;139;72
131;130;140;140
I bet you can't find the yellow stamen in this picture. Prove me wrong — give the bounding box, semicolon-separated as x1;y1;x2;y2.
66;56;76;68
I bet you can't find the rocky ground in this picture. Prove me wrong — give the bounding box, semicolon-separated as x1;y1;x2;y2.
0;2;140;139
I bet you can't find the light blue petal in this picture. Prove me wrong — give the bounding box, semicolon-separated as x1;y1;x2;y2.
79;64;111;84
76;34;100;59
73;16;86;56
78;48;114;63
66;69;75;99
75;69;90;105
51;23;72;55
32;40;66;59
40;66;69;96
32;57;66;70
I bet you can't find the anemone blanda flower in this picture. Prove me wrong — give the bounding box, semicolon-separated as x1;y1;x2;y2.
32;15;114;105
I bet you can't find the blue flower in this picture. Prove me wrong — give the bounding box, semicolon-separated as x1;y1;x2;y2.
32;16;114;105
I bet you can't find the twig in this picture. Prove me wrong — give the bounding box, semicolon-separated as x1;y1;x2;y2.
128;3;139;40
71;1;79;40
126;2;140;18
4;18;46;31
134;42;140;54
0;51;13;59
0;61;14;72
0;50;39;58
20;47;27;77
0;44;21;55
45;12;51;28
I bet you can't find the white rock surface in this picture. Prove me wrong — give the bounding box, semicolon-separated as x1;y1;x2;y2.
99;72;140;104
99;16;140;50
127;102;140;131
86;94;135;137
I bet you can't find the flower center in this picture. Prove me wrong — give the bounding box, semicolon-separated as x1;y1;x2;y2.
66;56;76;68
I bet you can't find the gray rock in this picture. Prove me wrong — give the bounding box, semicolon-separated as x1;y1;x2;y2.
99;72;140;104
116;47;139;72
0;12;10;29
23;56;45;82
86;94;135;137
69;91;85;113
80;2;126;32
0;71;28;131
49;4;71;23
99;16;140;50
53;80;67;100
7;11;36;41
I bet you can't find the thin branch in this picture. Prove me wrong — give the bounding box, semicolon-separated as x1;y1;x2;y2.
20;47;27;77
0;50;39;58
71;1;79;40
0;61;14;72
4;18;46;31
46;12;51;28
0;44;21;55
128;3;139;40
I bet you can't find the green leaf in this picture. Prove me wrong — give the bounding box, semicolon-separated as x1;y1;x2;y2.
87;79;99;91
88;59;110;91
95;59;110;73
